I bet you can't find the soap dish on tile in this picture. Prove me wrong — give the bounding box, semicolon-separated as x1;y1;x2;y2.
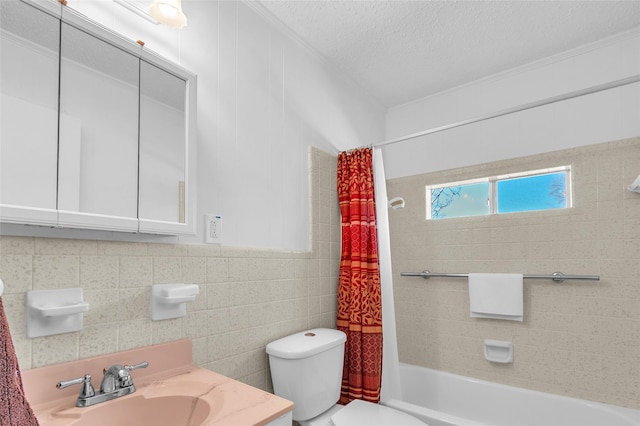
26;288;90;338
151;283;199;321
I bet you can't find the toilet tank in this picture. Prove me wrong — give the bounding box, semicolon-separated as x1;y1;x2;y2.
266;328;346;421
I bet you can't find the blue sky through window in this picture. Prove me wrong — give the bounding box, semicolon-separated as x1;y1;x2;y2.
431;183;488;219
497;172;567;213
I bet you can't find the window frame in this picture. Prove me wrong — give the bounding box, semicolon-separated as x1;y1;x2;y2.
426;166;572;220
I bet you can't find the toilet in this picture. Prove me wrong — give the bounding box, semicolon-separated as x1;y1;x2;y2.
266;328;427;426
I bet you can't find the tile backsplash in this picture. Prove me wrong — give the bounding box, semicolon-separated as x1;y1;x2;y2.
388;137;640;409
0;147;340;392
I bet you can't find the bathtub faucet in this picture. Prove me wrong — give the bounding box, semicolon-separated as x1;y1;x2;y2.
57;361;148;407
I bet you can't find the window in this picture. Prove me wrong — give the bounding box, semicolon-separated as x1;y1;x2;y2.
426;167;571;220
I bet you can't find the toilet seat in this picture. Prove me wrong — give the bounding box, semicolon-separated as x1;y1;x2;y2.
330;400;427;426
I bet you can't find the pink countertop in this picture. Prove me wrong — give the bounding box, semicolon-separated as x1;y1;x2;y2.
21;339;293;426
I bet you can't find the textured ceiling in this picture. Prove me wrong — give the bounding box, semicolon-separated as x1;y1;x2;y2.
254;1;640;108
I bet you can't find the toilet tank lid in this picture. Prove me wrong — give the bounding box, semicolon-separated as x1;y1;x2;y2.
266;328;346;359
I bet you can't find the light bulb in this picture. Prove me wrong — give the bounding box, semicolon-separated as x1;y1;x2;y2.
157;3;178;17
149;0;187;28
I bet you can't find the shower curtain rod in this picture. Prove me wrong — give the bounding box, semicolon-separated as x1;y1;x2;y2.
374;74;640;148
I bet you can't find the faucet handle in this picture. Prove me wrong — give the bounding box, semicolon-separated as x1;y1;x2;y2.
119;361;148;387
57;374;96;398
125;361;149;372
105;361;147;388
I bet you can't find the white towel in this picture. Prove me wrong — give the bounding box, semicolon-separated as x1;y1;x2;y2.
468;273;523;321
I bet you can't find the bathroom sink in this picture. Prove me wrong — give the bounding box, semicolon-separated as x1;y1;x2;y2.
56;395;211;426
24;340;293;426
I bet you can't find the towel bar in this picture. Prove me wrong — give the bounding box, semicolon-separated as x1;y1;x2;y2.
400;271;600;282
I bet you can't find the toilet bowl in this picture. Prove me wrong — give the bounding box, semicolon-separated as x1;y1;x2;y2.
329;399;425;426
298;400;425;426
266;328;427;426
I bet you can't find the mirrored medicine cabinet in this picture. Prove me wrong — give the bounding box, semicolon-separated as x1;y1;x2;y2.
0;0;197;235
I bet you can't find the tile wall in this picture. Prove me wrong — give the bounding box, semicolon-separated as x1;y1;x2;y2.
387;137;640;409
0;147;340;391
5;138;638;408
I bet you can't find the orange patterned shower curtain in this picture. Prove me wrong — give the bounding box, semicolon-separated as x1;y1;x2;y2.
336;147;383;404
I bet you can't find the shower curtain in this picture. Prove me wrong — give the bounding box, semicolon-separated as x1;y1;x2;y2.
337;147;383;404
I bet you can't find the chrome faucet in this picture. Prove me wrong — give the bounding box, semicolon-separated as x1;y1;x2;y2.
57;361;148;407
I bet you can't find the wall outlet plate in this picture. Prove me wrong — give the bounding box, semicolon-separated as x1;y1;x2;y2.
205;214;222;244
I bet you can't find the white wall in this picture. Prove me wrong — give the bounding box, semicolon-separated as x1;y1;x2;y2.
12;0;384;250
383;29;640;180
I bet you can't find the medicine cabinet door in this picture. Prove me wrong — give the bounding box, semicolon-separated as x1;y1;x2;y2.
57;20;140;231
0;0;60;225
138;58;196;235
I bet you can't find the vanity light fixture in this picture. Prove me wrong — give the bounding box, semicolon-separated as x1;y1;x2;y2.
113;0;159;25
149;0;187;29
113;0;188;29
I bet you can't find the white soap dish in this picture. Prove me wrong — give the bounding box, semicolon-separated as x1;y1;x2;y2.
151;283;199;321
26;288;89;338
484;339;513;363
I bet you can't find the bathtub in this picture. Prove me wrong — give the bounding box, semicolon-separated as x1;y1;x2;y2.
383;363;640;426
